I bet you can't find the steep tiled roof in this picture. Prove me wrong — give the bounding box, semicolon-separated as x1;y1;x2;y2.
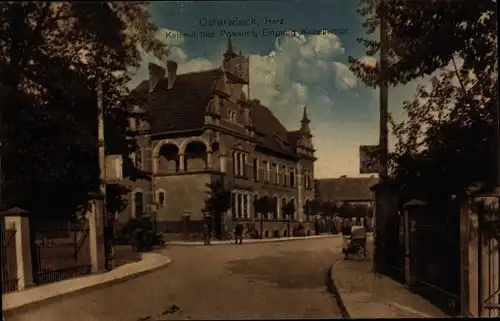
250;101;297;157
136;69;223;133
316;176;379;202
286;130;303;145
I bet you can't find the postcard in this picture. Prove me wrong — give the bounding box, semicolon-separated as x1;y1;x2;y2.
1;1;496;320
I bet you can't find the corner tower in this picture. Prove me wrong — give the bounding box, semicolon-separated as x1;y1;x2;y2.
222;38;249;85
296;106;314;154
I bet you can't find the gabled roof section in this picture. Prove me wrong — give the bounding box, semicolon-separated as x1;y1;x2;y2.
286;130;303;145
135;69;223;133
249;101;297;157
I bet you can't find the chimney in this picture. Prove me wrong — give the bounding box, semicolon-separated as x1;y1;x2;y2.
148;62;166;92
167;60;178;89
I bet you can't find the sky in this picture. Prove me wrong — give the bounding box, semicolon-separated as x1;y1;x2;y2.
129;0;429;179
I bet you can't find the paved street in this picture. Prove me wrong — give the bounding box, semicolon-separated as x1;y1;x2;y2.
7;237;345;321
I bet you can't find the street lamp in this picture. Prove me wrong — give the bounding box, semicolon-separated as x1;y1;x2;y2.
373;0;389;276
149;203;157;233
182;211;191;241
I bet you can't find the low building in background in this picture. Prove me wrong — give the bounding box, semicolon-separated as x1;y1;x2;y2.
315;175;378;229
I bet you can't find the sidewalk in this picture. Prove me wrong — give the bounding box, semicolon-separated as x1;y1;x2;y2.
2;252;171;313
168;233;340;245
330;243;449;318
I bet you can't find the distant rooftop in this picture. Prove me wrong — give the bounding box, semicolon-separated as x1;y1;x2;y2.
316;176;379;202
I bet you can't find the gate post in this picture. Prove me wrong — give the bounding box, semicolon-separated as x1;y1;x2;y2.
403;206;411;287
1;207;33;290
87;193;106;273
460;197;475;317
470;193;500;317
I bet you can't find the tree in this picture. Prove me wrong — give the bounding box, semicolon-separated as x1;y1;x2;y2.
350;0;498;204
306;199;322;218
320;201;335;218
253;196;269;239
281;200;296;236
203;176;232;240
303;200;311;221
255;195;272;220
313;179;321;199
0;2;168;218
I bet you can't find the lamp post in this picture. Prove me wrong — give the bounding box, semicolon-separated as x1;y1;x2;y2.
287;213;291;237
373;0;389;275
182;211;191;241
150;203;157;233
260;212;264;240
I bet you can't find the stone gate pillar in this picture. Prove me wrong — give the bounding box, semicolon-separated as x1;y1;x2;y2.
87;192;106;273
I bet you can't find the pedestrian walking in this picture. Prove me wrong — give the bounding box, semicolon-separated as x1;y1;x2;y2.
203;222;211;245
234;219;243;244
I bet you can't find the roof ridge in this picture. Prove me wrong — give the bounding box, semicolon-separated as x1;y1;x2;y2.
143;68;221;83
177;68;221;77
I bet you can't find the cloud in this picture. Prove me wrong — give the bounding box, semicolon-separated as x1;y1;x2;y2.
358;55;377;68
127;28;213;88
155;28;186;47
177;58;215;74
332;62;357;90
247;30;359;125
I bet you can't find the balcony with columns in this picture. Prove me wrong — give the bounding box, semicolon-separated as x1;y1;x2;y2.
155;140;218;175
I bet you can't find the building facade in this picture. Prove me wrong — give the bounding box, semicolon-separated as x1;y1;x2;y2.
117;40;317;236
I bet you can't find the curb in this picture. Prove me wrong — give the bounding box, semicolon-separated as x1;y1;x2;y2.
3;254;171;316
327;262;350;319
169;234;340;246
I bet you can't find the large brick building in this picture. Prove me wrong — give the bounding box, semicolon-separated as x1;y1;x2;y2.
117;40;317;236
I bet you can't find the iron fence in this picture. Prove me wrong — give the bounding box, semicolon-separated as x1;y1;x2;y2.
30;218;91;285
411;222;461;316
478;198;500;317
1;222;18;293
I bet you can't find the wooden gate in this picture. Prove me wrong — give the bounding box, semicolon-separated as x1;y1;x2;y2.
477;198;500;317
1;221;18;293
30;218;91;285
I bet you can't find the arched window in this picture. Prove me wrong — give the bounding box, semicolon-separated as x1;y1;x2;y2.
133;191;144;218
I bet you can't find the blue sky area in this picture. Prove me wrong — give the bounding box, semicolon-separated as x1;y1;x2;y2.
130;0;421;178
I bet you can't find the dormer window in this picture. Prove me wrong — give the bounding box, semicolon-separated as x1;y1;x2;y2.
228;110;237;122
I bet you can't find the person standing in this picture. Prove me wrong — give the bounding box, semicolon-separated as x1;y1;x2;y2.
341;219;353;260
314;218;320;236
203;222;210;245
234;219;243;244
